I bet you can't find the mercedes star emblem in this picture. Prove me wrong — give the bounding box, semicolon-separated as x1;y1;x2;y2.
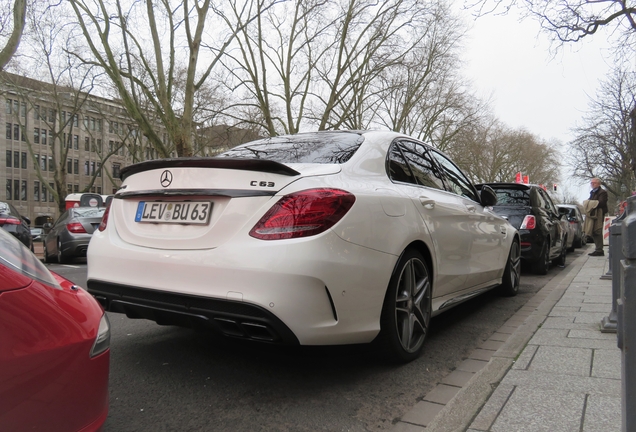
160;170;173;187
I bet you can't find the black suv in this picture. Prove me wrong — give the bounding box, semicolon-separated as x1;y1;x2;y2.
477;183;567;274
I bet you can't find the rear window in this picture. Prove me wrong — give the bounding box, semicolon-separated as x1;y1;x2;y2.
218;132;364;164
492;188;531;206
73;207;106;218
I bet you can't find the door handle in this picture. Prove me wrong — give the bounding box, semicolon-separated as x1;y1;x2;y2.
419;197;435;209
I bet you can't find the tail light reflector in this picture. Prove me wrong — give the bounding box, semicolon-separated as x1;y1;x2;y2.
67;222;87;233
98;200;111;232
250;188;356;240
520;215;536;230
0;216;21;225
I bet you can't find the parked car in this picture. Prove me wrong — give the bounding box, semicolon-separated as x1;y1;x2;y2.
30;227;43;242
557;204;586;249
87;130;520;363
476;182;567;275
0;227;110;431
43;206;106;263
0;201;33;251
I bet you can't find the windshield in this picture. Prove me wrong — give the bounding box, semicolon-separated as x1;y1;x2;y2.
217;132;364;164
0;228;60;288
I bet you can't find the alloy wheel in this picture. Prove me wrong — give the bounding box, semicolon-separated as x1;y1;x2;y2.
394;257;431;354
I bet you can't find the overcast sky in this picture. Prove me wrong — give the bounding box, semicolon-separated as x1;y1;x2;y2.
456;4;615;199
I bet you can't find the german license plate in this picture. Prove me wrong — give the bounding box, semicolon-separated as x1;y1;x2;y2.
134;201;212;224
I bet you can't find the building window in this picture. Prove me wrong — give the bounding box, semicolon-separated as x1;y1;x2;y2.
13;151;19;167
34;153;39;170
34;181;40;201
6;150;11;167
84;160;89;175
90;117;95;131
67;158;72;174
67;184;72;196
97;162;101;177
42;184;47;202
20;180;26;201
48;108;55;123
96;119;102;132
73;134;79;150
74;159;79;174
96;139;102;152
91;137;95;152
20;103;26;118
112;162;121;178
73;184;79;193
34;127;40;143
41;129;47;146
73;114;79;127
40;155;46;171
90;161;95;175
13;100;18;116
13;124;19;140
109;140;114;152
20;124;25;141
48;156;54;171
97;187;102;195
13;179;19;201
5;122;11;139
84;137;90;151
5;99;11;114
49;183;55;202
34;105;40;120
21;152;26;169
61;110;66;124
6;179;11;200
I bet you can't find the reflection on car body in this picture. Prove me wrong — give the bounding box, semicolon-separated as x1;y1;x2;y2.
87;130;521;363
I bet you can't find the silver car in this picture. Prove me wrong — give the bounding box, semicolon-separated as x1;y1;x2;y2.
43;206;106;263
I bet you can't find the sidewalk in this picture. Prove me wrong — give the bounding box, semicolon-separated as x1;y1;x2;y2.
392;247;621;432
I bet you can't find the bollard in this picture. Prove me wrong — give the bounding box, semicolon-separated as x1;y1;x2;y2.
600;223;613;280
601;215;626;332
619;195;636;432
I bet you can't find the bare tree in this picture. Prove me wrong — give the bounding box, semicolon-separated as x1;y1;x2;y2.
569;67;636;201
448;116;561;186
0;0;26;70
68;0;267;157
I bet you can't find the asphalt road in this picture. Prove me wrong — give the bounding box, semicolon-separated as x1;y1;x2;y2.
48;247;588;432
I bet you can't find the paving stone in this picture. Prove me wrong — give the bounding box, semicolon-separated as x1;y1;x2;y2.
529;328;618;349
480;340;504;351
392;421;426;432
580;304;613;312
440;370;474;387
501;369;620;396
400;401;444;426
574;313;611;324
527;346;592;376
489;332;510;342
469;384;515;431
497;325;517;335
583;394;621;432
511;344;538;370
456;359;488;373
470;349;495;361
491;387;585;432
591;349;621;379
424;384;460;405
568;329;619;341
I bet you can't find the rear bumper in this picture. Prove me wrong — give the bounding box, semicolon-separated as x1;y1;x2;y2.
87;227;398;345
88;280;300;344
519;230;545;262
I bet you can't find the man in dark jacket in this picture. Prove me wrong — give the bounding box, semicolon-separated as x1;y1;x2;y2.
588;178;608;256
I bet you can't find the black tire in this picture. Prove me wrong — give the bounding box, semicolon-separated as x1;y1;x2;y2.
56;239;67;264
553;239;567;267
532;239;550;275
376;249;432;363
43;242;52;263
573;235;583;249
566;235;575;253
499;240;520;297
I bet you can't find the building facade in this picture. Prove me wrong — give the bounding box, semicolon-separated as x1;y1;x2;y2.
1;73;155;225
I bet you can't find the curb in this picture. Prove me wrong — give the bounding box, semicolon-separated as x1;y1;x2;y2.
393;247;593;432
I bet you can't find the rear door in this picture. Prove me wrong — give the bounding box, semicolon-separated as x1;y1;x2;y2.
428;150;505;288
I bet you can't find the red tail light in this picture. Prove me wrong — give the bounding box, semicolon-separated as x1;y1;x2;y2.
98;201;111;232
0;216;21;225
249;188;356;240
67;222;87;233
520;215;536;230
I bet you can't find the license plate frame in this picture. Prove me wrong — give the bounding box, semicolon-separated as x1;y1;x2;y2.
134;201;213;225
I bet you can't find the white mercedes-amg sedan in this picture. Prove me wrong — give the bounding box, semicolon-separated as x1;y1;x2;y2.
87;130;520;362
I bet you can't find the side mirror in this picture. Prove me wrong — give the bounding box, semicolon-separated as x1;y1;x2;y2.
21;215;31;225
43;222;52;233
479;185;497;207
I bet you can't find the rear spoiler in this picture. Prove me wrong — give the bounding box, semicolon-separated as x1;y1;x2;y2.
120;157;301;181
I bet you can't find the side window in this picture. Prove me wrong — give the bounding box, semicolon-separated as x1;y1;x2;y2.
430;150;479;202
540;190;557;214
397;141;445;190
387;143;415;184
54;211;69;228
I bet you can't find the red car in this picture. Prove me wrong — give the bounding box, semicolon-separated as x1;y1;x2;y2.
0;228;110;432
